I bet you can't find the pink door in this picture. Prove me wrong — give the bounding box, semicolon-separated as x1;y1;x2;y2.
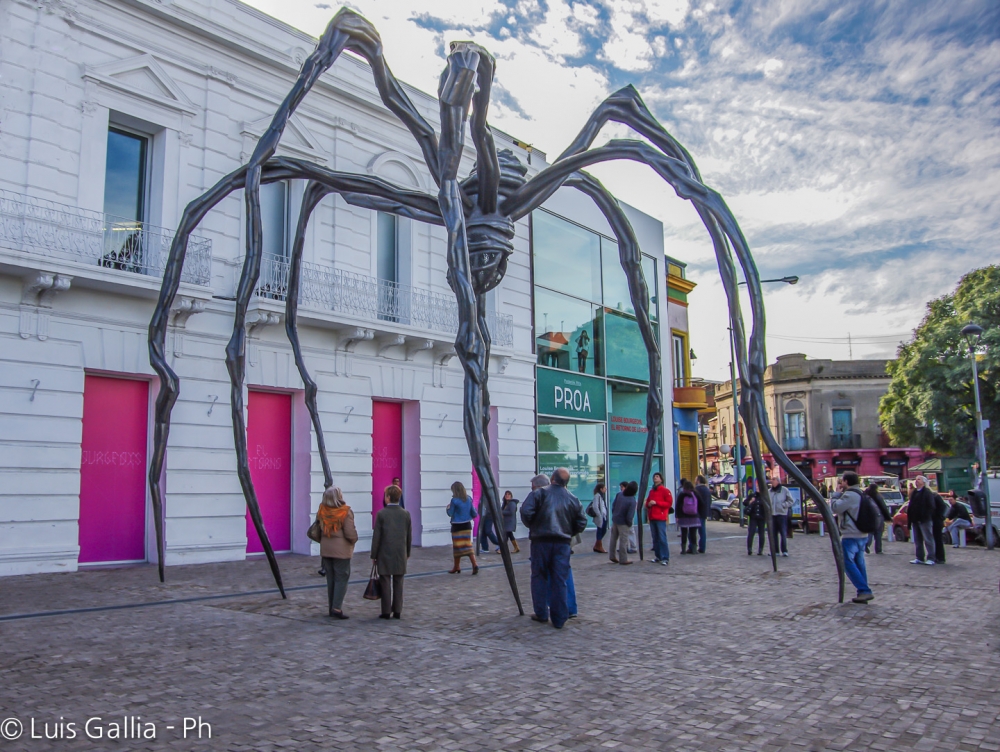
78;375;148;563
372;400;402;523
246;391;292;553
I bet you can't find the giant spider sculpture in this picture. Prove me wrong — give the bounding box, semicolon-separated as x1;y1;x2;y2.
148;7;848;611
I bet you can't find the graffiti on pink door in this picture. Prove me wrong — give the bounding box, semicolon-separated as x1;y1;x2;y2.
78;375;149;563
371;400;402;522
246;391;292;553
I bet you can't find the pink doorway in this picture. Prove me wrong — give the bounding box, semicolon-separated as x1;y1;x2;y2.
246;391;292;554
78;375;149;563
372;400;403;524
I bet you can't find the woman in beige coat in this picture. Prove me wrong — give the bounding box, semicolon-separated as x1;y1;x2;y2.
316;486;358;619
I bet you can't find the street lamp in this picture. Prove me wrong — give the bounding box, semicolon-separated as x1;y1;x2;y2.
961;323;993;550
728;274;799;524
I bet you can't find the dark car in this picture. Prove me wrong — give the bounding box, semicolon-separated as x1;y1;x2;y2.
720;498;743;523
710;497;732;521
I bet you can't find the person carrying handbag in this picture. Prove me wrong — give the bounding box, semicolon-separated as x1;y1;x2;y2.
587;483;609;553
313;486;358;619
446;481;479;574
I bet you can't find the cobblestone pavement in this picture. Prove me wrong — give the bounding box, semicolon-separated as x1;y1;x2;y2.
2;522;999;751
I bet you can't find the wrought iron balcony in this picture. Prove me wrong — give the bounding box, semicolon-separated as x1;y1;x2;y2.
256;253;515;348
830;433;862;450
0;189;212;286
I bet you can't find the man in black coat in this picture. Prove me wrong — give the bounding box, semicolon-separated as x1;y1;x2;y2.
908;475;936;565
520;468;588;629
932;491;949;564
694;475;713;554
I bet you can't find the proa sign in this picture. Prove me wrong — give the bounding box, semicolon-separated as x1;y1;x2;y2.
536;366;607;421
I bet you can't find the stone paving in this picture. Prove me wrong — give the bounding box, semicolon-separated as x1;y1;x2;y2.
1;522;999;751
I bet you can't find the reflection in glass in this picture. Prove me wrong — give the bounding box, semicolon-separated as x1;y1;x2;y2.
260;181;289;258
608;382;661;454
642;255;658;321
600;241;658;322
537;452;605;504
534;287;602;375
104;129;147;222
538;420;605;454
533;210;602;303
604;310;657;383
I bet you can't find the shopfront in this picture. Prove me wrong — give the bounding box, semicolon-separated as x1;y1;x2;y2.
532;206;667;504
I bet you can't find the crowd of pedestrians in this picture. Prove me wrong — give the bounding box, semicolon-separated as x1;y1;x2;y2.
311;465;978;623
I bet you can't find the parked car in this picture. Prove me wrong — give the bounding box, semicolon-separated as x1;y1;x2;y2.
710;497;731;521
878;488;906;515
720;498;743;523
891;501;998;545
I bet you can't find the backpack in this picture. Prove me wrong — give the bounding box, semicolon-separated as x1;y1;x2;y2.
682;492;698;516
851;490;880;534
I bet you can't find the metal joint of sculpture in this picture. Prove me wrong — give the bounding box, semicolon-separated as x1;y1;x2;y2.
148;7;848;610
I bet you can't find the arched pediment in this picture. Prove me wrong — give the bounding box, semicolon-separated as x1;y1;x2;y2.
367;152;426;192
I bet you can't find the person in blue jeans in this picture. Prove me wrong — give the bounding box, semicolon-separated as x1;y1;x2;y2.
831;471;875;604
520;468;588;629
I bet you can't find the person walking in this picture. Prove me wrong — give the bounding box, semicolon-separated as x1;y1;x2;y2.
644;472;673;564
932;491;949;564
609;481;638;564
520;468;587;629
370;484;411;619
675;479;701;555
446;481;480;574
501;489;520;553
944;496;973;547
745;491;765;555
769;476;794;557
694;475;713;554
315;486;358;619
908;475;936;565
831;471;875;604
865;483;892;554
588;483;609;554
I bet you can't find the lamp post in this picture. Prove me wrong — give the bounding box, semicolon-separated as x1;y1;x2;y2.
961;323;993;550
729;274;799;525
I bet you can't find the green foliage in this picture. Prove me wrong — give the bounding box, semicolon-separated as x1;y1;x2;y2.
880;266;999;460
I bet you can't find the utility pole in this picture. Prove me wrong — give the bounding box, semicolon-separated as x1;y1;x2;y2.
848;332;853;360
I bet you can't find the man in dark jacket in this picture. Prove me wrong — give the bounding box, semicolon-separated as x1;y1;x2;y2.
932;492;949;564
908;475;936;565
694;475;713;554
521;468;588;629
371;484;412;619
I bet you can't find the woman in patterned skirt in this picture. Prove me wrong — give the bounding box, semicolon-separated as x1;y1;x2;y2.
446;481;479;575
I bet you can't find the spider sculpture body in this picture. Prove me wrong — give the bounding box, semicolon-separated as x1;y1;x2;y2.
149;7;849;610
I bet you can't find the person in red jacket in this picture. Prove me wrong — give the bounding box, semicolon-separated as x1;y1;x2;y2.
645;472;673;565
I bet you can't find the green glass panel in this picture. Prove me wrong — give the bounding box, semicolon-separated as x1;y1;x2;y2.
607;454;663;500
538;420;605;454
533;210;602;303
538;452;605;503
608;382;661;454
603;310;657;383
534;287;602;375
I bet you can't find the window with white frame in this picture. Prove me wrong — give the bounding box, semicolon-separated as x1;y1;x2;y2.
260;181;290;260
672;333;687;388
103;127;149;224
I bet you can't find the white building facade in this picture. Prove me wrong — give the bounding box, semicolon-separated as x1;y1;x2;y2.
0;0;675;576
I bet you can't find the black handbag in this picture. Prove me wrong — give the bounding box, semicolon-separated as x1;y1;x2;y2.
362;562;382;600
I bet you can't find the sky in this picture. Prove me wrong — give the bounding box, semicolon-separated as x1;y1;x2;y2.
243;0;1000;380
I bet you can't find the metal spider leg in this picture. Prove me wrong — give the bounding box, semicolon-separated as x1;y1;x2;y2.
562;172;662;562
150;159;442;587
286;181;335;489
503;139;845;597
437;44;523;615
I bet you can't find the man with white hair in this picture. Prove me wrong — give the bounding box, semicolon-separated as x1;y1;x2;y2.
520;468;588;629
908;475;936;565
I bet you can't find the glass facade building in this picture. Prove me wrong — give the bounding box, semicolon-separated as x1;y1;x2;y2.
532;208;665;506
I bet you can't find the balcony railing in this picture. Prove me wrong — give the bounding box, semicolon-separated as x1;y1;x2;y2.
831;433;862;450
0;189;212;286
256;253;515;348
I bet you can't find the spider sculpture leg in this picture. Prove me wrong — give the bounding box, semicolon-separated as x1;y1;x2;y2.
560;173;662;563
286;181;335;489
436;44;523;614
150;158;441;588
502;137;846;599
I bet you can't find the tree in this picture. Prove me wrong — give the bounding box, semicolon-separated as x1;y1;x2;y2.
880;266;999;461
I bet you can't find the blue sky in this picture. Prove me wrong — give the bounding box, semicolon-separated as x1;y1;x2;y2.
246;0;1000;379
